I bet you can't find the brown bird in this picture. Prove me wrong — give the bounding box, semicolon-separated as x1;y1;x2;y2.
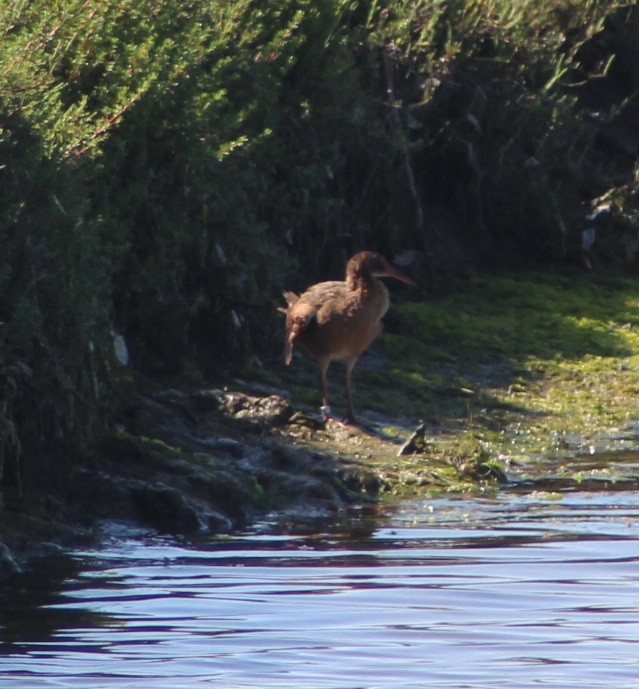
280;251;414;423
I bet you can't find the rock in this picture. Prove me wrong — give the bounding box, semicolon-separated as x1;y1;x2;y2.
129;481;204;534
200;509;234;533
398;422;427;456
71;462;258;536
61;385;377;544
191;389;293;426
197;437;245;458
189;389;225;412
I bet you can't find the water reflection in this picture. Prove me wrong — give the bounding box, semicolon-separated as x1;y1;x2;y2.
1;461;639;687
0;555;117;653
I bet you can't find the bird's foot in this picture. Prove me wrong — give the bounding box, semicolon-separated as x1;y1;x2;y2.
320;405;352;427
320;406;373;432
320;405;333;421
332;412;360;427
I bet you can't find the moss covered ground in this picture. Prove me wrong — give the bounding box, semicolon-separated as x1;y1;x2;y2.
263;270;639;495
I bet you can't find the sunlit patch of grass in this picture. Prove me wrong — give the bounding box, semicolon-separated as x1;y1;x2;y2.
269;271;639;472
364;272;639;451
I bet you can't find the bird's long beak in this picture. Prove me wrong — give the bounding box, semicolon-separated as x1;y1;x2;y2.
383;264;417;286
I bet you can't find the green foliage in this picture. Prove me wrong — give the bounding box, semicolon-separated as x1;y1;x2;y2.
0;0;636;508
358;0;635;262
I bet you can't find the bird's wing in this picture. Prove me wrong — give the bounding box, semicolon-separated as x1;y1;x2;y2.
297;281;347;313
283;281;348;364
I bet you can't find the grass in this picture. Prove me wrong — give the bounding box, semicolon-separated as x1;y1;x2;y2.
270;270;639;464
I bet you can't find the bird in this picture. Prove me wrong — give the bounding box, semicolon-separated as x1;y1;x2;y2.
280;251;415;423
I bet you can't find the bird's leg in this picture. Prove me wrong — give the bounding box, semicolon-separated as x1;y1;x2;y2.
319;362;332;420
344;363;357;424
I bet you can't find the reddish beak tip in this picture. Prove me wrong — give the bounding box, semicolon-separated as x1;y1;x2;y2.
387;265;417;286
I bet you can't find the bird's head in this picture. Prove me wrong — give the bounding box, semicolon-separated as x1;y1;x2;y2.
348;251;416;285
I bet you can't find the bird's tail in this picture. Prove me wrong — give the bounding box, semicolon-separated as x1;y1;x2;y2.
284;331;295;365
279;292;300;365
281;291;299;309
284;320;307;365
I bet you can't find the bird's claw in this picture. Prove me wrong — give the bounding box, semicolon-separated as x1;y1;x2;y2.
320;405;332;421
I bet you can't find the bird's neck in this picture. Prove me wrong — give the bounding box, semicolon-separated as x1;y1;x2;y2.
346;266;375;292
346;272;390;319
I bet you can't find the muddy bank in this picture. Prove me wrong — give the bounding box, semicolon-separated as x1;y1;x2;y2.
4;377;639;574
75;388;389;530
1;375;509;572
1;386;381;569
61;379;513;534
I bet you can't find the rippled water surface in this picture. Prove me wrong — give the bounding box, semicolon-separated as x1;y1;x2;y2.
2;480;639;688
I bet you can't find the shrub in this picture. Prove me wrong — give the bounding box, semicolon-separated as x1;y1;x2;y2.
0;0;635;505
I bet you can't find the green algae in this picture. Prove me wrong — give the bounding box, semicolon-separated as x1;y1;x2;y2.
272;271;639;495
376;273;639;446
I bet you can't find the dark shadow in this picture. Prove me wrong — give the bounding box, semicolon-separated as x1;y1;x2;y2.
0;554;115;652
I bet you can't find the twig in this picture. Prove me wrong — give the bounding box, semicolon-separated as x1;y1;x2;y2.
382;48;426;239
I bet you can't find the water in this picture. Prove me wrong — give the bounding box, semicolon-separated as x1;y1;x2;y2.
1;481;639;687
